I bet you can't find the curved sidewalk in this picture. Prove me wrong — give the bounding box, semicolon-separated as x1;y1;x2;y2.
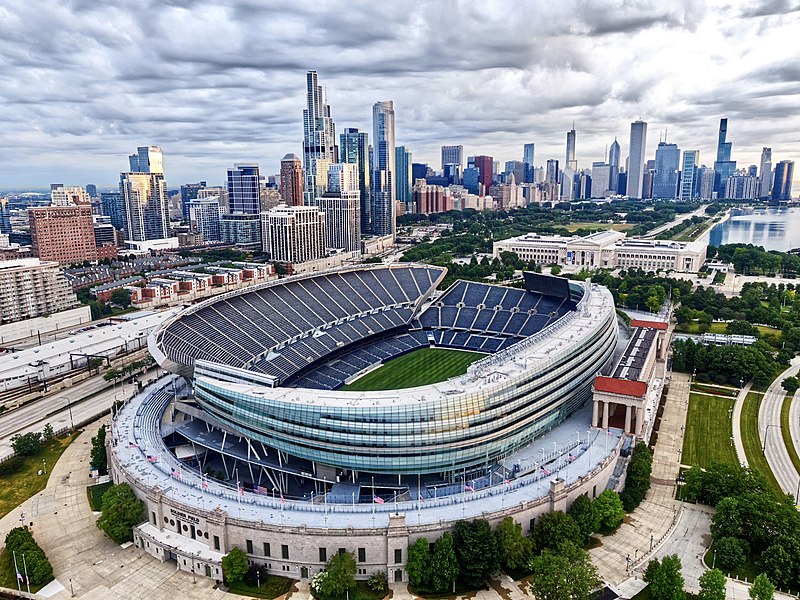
759;357;800;497
732;382;752;467
0;418;227;599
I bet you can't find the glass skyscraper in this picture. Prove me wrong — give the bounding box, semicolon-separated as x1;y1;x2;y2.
679;151;699;201
227;164;260;214
371;100;396;238
713;118;737;198
303;71;337;204
772;160;795;201
340;128;371;234
523;143;535;183
652;142;681;199
395;146;413;213
626;120;647;199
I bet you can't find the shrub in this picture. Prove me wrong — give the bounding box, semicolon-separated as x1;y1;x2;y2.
0;455;25;476
96;483;144;544
367;571;387;593
4;528;53;586
714;537;748;571
222;547;248;585
621;443;652;511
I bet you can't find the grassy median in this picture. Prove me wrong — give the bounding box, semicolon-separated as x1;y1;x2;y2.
681;393;737;468
741;392;782;495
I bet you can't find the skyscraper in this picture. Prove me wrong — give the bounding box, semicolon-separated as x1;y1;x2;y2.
713;118;737;198
680;151;699;201
759;147;772;198
262;204;327;263
280;154;304;206
180;181;207;221
120;172;169;241
546;159;560;184
626;120;648;199
441;145;463;171
565;127;577;171
608;138;621;192
591;162;612;197
227;164;261;214
473;155;494;193
303;71;337;204
318;162;361;253
340;128;371;234
128;146;164;174
0;197;11;235
86;184;97;198
772;161;795;201
50;186;90;206
652;142;681;199
395;146;413;213
188;197;221;242
504;161;524;184
523;143;536;183
100;192;125;230
371;100;396;238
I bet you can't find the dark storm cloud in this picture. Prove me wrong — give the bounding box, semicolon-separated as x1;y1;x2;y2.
0;0;797;188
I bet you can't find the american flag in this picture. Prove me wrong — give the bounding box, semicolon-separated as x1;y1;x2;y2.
256;485;269;495
16;572;22;582
201;476;209;491
147;455;158;463
373;495;385;504
541;467;551;475
171;467;181;478
464;484;474;492
504;479;511;485
418;492;425;502
568;453;575;462
238;483;245;497
129;441;140;449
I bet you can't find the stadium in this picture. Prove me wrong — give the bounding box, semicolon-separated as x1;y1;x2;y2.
109;263;624;582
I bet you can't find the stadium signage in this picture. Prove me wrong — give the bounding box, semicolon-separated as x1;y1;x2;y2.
170;508;200;524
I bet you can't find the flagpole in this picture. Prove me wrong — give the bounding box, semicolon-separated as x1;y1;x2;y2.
22;553;31;595
372;476;375;514
12;551;21;593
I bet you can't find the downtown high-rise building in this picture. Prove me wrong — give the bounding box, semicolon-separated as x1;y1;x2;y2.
395;146;413;213
180;182;207;221
340;128;371;235
227;164;261;214
652;142;681;199
50;186;90;207
317;162;361;253
565;126;577;171
504;161;524;184
591;162;612;197
626;120;648;199
413;181;453;215
0;197;11;235
100;192;125;230
303;71;337;204
680;151;700;201
262;204;327;263
120;172;169;241
29;205;97;264
188;197;222;242
713;118;737;198
608;138;621;192
522;143;535;183
759;147;772;198
280;154;305;206
772;160;795;201
129;146;164;174
441;145;463;171
473;155;494;193
371;100;396;238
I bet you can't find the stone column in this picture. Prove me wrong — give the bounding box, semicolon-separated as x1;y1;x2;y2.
602;401;609;429
625;404;632;433
592;400;599;428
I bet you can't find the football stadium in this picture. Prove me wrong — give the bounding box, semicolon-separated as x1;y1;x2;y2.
109;263;624;582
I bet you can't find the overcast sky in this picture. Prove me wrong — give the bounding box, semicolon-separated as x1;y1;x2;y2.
1;0;799;190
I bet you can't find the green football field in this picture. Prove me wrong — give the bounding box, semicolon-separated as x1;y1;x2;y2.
340;347;485;391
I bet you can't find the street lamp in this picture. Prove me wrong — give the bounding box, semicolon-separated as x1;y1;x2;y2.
763;424;780;453
42;459;46;474
65;396;74;430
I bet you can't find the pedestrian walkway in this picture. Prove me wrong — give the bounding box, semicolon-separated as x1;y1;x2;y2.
589;372;690;585
0;418;228;599
732;381;753;467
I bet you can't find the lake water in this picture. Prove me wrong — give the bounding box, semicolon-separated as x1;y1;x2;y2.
707;207;800;252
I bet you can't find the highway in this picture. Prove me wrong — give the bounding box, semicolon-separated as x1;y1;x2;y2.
759;357;800;498
642;204;709;239
0;368;161;461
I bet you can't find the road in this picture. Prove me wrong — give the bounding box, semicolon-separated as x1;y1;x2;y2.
759;357;800;498
0;369;160;461
642;204;709;239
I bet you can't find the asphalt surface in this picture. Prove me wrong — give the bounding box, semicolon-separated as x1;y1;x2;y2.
759;357;800;498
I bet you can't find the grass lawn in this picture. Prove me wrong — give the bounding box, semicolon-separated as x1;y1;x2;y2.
0;432;80;520
0;547;50;593
741;392;782;495
690;383;739;398
682;393;738;468
226;575;294;599
674;321;781;337
341;348;485;391
780;393;800;487
87;481;112;511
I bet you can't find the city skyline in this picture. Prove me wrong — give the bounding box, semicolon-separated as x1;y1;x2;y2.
0;0;799;189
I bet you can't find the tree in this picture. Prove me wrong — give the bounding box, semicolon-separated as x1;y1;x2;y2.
568;494;600;542
453;519;500;588
318;551;356;600
96;483;145;543
750;573;775;600
407;537;431;589
221;547;248;585
644;554;685;600
714;537;748;571
528;542;600;600
11;431;43;456
698;569;726;600
110;288;132;308
593;490;625;532
531;511;583;553
4;528;53;586
90;425;108;474
621;443;653;511
430;532;459;593
42;423;54;442
782;376;800;394
494;516;533;572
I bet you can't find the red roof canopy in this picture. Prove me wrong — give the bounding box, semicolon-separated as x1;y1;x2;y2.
630;319;668;330
593;376;648;398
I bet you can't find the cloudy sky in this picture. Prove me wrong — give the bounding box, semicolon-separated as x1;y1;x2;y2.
1;0;799;190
